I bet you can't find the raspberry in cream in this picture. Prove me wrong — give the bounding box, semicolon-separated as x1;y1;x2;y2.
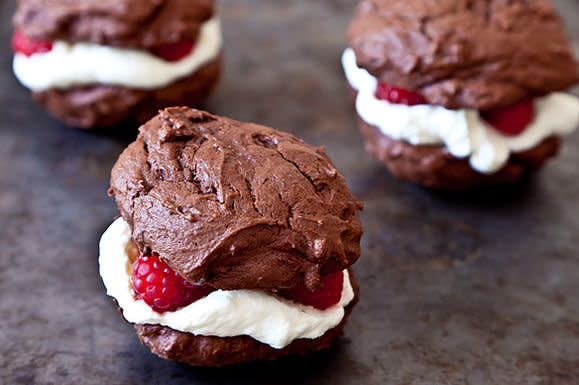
342;48;579;175
13;18;221;92
99;218;355;350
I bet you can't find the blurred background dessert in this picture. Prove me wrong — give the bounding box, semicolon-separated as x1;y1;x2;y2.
343;0;579;188
11;0;222;129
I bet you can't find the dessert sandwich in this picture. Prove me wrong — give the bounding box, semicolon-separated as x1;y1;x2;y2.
12;0;222;129
99;107;364;366
343;0;579;189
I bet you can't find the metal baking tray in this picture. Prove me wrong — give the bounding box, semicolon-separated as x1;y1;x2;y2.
1;0;578;383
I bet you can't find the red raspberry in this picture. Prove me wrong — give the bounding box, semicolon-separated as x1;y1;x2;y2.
375;83;428;106
278;271;344;310
481;98;535;136
150;39;195;62
11;30;53;57
181;279;215;306
131;255;214;313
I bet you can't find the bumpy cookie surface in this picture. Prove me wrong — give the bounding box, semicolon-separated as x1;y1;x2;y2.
348;0;578;110
110;107;363;290
34;56;221;128
14;0;213;48
359;119;561;189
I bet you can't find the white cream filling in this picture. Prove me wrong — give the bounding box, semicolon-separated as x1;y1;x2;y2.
342;48;579;174
99;218;355;349
13;17;222;91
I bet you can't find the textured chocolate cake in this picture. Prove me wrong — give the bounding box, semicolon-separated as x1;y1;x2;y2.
12;0;222;129
100;107;364;366
343;0;579;188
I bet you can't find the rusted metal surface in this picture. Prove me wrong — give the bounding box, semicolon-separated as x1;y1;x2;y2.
1;0;578;384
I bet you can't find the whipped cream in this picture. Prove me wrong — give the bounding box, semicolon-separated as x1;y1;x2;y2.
99;218;355;349
13;18;222;91
342;48;579;174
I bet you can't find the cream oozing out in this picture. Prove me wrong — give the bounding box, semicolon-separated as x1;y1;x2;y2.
99;218;355;350
13;18;222;91
342;48;579;174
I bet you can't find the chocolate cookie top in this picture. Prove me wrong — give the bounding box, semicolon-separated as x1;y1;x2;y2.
13;0;213;48
348;0;578;110
110;107;363;291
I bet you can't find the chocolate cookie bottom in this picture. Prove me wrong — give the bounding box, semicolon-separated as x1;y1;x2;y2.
132;270;359;367
358;119;560;189
33;55;222;129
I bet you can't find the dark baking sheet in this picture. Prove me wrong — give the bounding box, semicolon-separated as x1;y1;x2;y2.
1;0;579;384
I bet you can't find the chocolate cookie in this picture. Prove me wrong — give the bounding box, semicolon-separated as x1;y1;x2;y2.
344;0;579;189
110;107;363;290
359;119;561;189
348;0;578;110
12;0;221;129
14;0;213;49
101;107;363;366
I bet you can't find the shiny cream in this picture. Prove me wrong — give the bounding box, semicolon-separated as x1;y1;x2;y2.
342;48;579;174
99;218;355;349
14;18;221;91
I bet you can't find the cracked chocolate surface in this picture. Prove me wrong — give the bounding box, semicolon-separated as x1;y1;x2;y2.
110;107;363;290
347;0;579;110
13;0;214;48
